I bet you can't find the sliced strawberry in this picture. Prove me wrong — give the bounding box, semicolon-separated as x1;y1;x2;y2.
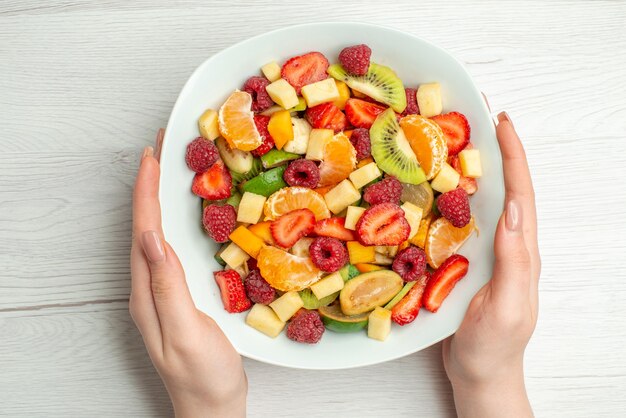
344;98;387;129
305;102;347;132
252;115;275;157
214;269;252;313
270;208;316;248
423;254;469;312
191;160;232;200
281;51;329;94
313;217;356;241
448;154;478;195
355;203;410;246
431;111;471;155
391;272;430;325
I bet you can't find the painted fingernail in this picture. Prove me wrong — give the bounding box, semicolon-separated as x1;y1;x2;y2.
506;200;522;231
497;111;513;127
141;146;154;162
141;230;165;262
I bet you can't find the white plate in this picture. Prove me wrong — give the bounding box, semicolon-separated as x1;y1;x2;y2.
160;22;504;370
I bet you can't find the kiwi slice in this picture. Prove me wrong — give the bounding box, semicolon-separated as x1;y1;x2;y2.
370;109;426;185
299;288;339;310
327;63;407;113
230;157;262;187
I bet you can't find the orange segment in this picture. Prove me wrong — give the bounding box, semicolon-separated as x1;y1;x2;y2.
264;187;330;221
425;217;475;268
400;115;448;180
218;91;263;151
318;132;357;186
257;246;322;291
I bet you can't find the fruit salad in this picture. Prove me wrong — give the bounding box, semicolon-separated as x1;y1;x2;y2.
184;44;483;344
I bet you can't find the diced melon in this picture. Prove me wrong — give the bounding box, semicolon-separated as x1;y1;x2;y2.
347;241;376;264
349;162;382;189
401;202;424;239
265;78;299;109
268;110;294;149
324;180;361;214
220;242;250;269
430;162;460;193
368;307;392;341
416;83;442;118
229;226;265;258
301;78;340;107
246;304;285;338
261;61;282;82
305;129;333;161
237;192;267;224
310;272;344;300
459;149;482;178
344;206;366;230
269;291;304;322
198;109;219;140
248;221;274;245
333;80;351;110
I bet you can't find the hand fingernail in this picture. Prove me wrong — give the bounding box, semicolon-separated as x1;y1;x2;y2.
141;230;165;262
141;146;154;163
497;111;513;127
506;200;522;231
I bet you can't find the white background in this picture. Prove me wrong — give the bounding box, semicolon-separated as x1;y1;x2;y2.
1;1;625;416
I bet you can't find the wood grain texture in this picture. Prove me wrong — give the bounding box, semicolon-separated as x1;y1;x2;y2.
1;0;626;416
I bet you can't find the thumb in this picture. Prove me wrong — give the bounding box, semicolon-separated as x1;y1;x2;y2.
141;230;198;333
491;200;532;303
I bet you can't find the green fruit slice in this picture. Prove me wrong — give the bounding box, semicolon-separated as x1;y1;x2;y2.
319;302;369;333
230;157;262;187
338;264;360;282
226;191;242;208
216;137;253;173
299;288;338;309
400;181;434;216
339;270;404;315
327;63;406;113
384;281;416;310
260;149;300;169
370;109;427;185
214;243;229;267
240;166;287;197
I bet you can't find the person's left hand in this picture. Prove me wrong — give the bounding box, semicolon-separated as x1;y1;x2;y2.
130;130;247;418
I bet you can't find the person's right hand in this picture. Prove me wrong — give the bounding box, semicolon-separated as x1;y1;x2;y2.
442;112;540;417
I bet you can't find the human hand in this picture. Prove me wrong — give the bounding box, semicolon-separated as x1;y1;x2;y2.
130;130;247;418
443;112;540;417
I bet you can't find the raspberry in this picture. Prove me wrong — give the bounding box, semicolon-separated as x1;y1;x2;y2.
349;128;371;160
338;44;371;76
242;76;273;112
252;115;275;157
244;269;276;304
437;188;471;227
185;137;219;173
309;237;348;272
246;258;258;271
363;176;402;205
402;88;420;116
392;246;427;281
283;159;320;188
202;204;236;243
286;309;325;344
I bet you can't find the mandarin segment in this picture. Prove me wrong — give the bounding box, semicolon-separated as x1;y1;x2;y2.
425;217;475;268
263;187;331;221
399;115;448;180
218;91;263;151
318;132;357;186
257;246;322;292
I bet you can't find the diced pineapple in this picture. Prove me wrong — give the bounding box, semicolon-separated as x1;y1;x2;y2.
333;80;351;110
416;83;443;118
290;237;314;258
283;118;311;154
301;78;340;107
401;202;424;239
248;221;274;245
198;109;219;140
265;78;299;109
347;241;376;264
430;162;460;193
368;307;392;341
268;110;293;149
246;304;285;338
261;61;282;82
459;149;482;178
324;180;361;214
349;162;382;189
410;213;434;249
345;206;366;230
269;291;304;322
229;226;265;258
305;129;333;161
237;192;266;224
220;242;250;269
310;272;344;299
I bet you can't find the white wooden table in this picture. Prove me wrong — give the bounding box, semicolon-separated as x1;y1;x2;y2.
1;1;625;416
